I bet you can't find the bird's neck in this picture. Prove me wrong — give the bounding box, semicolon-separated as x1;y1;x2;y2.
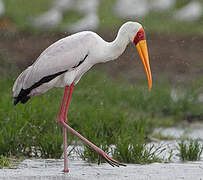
103;28;130;62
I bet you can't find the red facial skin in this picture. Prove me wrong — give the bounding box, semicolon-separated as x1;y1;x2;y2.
133;28;146;46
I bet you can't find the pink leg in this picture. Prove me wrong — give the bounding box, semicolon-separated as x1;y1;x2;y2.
64;83;74;123
57;86;69;172
57;86;69;121
62;83;74;172
59;120;125;167
63;128;68;172
57;83;126;168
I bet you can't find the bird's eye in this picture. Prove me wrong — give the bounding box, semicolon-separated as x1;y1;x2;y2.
138;32;143;38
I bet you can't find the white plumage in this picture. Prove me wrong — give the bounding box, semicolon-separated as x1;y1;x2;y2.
66;12;99;33
13;31;99;101
13;21;152;172
0;0;5;17
31;0;100;32
114;0;149;19
174;1;202;22
13;22;152;105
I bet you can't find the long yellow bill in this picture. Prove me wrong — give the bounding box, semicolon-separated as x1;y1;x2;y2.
136;40;152;90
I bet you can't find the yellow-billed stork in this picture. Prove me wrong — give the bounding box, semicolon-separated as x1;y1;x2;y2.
13;21;152;172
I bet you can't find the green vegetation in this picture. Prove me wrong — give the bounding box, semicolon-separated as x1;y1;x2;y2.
3;0;203;34
177;139;203;161
0;70;203;165
0;155;12;168
112;136;164;164
4;0;53;31
0;0;203;166
79;118;164;164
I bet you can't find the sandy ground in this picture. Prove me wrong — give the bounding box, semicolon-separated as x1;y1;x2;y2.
1;125;203;180
0;124;203;180
0;158;203;180
1;126;203;180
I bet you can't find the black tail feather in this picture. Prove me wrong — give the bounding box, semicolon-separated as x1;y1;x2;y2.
13;69;68;106
13;89;31;106
21;96;31;104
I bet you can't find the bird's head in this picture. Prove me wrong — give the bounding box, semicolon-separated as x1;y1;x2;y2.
122;22;152;90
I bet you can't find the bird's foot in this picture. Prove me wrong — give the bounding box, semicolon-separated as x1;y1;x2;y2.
97;149;126;167
62;168;69;173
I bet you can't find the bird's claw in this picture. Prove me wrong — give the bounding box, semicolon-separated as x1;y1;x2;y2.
98;151;126;167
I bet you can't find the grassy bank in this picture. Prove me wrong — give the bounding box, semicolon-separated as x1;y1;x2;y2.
0;70;203;164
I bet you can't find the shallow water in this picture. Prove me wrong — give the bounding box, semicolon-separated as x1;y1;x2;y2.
154;124;203;140
1;158;203;180
1;126;203;180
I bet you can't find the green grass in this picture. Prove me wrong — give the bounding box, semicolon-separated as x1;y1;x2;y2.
0;76;64;158
78;118;163;164
112;134;164;164
175;0;192;9
0;155;12;169
4;0;53;31
3;0;203;34
1;0;203;167
0;70;203;165
177;139;203;161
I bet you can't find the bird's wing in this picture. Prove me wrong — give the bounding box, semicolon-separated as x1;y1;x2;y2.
23;32;93;90
13;66;32;97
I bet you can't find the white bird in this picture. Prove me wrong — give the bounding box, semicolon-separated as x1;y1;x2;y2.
114;0;149;19
66;12;99;33
150;0;175;11
30;0;73;28
13;21;152;172
31;8;63;28
174;1;202;22
0;0;5;17
66;0;100;33
31;0;100;31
